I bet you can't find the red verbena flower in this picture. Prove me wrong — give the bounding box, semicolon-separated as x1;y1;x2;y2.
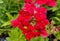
11;0;56;40
11;20;18;27
12;6;49;40
35;0;48;5
46;0;56;7
25;0;32;3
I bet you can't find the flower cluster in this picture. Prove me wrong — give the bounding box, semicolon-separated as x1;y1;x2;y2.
25;0;56;7
11;0;56;40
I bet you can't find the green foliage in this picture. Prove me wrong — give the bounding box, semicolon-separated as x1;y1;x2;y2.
55;31;60;40
31;36;44;41
31;36;49;41
49;0;60;25
6;28;26;41
0;0;24;36
0;0;24;28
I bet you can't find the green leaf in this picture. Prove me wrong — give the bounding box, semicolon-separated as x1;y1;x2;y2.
31;36;44;41
0;0;3;3
6;28;26;41
1;20;11;27
55;32;60;40
6;13;13;20
52;7;58;12
52;17;60;22
44;38;49;41
39;36;44;41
